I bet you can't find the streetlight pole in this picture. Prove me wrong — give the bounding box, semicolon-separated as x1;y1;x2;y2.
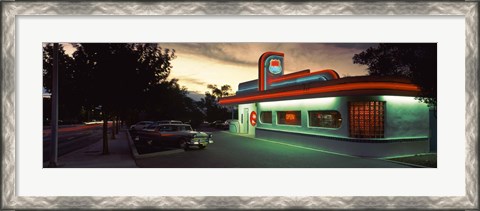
48;43;59;167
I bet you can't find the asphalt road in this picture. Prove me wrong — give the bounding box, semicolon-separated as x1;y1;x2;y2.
43;124;108;162
135;130;410;168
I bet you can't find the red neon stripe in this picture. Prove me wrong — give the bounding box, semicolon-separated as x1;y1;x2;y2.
282;69;310;77
219;82;420;104
259;54;267;91
259;52;283;91
270;69;339;83
266;69;311;85
325;69;340;79
282;69;311;77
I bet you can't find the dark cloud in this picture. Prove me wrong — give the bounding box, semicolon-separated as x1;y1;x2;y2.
161;43;376;76
178;76;208;87
328;43;378;50
166;43;372;67
163;43;259;66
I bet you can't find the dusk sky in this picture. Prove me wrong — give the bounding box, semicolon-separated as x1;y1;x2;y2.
63;43;376;101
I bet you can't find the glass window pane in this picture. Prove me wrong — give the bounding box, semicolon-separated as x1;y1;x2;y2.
308;110;342;128
277;111;301;125
260;111;272;124
348;101;385;138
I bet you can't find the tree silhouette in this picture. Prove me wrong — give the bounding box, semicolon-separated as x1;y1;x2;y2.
43;43;237;154
77;43;176;153
142;78;204;127
200;84;233;122
353;43;437;108
44;43;176;154
207;84;232;98
43;44;85;124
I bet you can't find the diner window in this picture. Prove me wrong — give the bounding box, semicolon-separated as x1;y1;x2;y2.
349;101;385;138
260;111;273;124
277;111;301;126
308;111;342;128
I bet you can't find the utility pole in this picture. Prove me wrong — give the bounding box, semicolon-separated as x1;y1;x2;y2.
48;43;59;167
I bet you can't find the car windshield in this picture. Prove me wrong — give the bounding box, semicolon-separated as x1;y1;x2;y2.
158;125;174;131
175;125;193;131
145;124;157;129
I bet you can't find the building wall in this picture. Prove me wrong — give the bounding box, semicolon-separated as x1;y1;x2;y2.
256;97;348;138
255;95;429;140
253;95;430;157
380;96;430;139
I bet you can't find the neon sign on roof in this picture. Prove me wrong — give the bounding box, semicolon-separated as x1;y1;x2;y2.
268;59;282;75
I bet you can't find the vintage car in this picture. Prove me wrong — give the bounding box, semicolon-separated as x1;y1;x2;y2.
129;121;154;131
210;120;233;130
134;124;213;150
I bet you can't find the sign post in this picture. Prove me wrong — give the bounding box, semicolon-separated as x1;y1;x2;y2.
48;43;59;167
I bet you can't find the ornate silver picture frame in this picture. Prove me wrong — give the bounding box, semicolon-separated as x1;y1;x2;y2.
1;1;478;209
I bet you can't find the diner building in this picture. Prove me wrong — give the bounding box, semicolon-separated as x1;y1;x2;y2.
218;52;430;157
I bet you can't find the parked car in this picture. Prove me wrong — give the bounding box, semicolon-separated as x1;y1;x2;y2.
156;120;183;124
135;124;213;150
211;120;232;130
210;120;225;129
199;121;210;127
130;121;154;131
209;121;218;127
225;119;235;126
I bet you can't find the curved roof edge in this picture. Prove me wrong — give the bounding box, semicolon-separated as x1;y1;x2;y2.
220;75;420;105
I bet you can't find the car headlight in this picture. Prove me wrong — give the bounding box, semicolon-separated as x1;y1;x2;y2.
208;134;213;138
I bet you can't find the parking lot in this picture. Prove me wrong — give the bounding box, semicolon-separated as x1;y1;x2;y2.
133;128;411;168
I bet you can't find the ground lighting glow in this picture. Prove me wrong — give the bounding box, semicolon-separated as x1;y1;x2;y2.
220;131;356;158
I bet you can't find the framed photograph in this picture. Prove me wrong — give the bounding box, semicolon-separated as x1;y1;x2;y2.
2;1;478;210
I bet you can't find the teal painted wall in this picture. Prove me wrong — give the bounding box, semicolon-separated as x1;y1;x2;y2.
381;96;429;139
256;97;348;138
253;95;429;140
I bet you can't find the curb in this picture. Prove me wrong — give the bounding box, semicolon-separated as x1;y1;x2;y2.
379;158;429;168
126;130;184;160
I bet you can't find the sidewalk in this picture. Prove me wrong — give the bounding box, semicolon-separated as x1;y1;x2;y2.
46;128;138;168
381;153;437;168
